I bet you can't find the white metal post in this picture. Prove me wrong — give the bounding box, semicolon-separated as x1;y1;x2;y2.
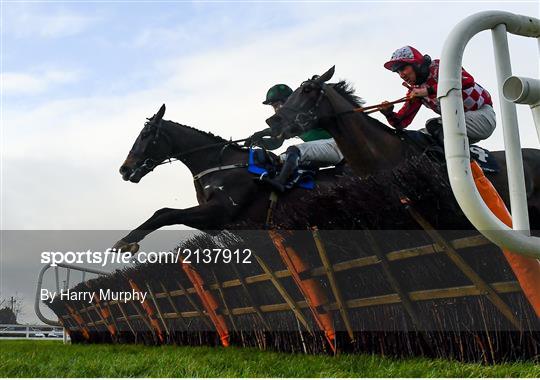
491;24;530;234
65;268;70;290
438;11;540;259
503;75;540;144
54;266;60;293
533;104;540;143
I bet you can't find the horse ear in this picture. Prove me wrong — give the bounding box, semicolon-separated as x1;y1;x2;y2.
315;66;335;84
155;104;166;123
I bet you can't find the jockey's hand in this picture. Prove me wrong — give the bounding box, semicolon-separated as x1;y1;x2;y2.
244;130;270;147
380;101;394;115
407;87;429;99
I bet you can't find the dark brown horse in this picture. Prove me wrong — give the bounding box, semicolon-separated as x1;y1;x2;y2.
113;104;351;252
266;67;540;229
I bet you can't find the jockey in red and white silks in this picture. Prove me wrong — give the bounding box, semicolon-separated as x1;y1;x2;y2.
380;45;496;145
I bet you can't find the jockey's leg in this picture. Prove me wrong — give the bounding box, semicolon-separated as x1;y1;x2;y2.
263;145;301;193
262;139;343;192
295;139;344;168
423;105;496;145
463;105;496;144
424;118;444;146
276;145;301;184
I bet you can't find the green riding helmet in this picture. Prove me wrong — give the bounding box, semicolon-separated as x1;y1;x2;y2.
263;84;293;105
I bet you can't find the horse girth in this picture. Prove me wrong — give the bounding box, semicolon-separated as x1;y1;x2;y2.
193;163;248;181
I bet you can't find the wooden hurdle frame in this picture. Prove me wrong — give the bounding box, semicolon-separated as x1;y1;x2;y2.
52;228;527;340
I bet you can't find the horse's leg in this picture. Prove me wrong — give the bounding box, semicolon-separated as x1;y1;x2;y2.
113;201;233;253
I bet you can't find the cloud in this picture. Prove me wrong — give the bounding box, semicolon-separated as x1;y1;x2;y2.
2;69;81;95
2;2;539;231
2;2;539;323
6;7;98;39
131;26;192;49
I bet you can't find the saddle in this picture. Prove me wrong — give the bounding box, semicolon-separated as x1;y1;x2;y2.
248;148;317;190
399;130;500;173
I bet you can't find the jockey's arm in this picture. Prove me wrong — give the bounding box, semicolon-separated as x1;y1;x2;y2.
381;98;422;129
246;128;285;150
259;136;285;150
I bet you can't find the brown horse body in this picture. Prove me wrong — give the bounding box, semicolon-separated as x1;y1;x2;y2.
113;105;352;252
267;67;540;229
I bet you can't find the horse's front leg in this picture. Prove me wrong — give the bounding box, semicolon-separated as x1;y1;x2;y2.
112;201;232;253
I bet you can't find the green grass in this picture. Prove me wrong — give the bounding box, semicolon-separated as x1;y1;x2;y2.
0;340;538;378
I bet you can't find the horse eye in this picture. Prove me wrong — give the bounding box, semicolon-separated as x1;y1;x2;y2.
302;86;312;93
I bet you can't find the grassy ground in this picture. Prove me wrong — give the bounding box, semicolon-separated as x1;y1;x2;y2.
0;340;539;378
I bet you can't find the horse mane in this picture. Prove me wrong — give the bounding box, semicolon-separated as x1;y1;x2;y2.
165;120;245;150
331;80;397;135
331;80;365;108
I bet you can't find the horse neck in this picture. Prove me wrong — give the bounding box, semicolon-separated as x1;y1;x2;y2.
322;95;407;177
164;121;246;176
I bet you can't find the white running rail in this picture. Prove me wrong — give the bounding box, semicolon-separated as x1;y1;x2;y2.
0;324;65;340
438;11;540;259
35;263;110;327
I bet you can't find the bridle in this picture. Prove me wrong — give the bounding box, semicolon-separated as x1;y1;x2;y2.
277;79;328;137
129;118;248;181
276;79;407;137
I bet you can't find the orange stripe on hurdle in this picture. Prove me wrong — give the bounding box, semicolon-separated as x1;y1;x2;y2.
471;161;540;316
94;294;117;337
269;230;336;353
181;263;230;347
66;304;90;340
128;279;164;342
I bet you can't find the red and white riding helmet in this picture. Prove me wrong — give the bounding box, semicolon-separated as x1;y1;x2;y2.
384;46;425;71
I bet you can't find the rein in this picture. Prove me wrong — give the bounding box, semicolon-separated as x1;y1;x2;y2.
346;83;412;115
280;78;413;139
335;96;408;117
134;138;248;179
279;89;409;140
352;82;411;115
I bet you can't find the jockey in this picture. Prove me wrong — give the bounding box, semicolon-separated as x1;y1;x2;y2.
380;46;496;145
246;84;344;192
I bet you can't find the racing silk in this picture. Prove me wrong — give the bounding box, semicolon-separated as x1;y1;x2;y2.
384;59;493;129
299;128;333;142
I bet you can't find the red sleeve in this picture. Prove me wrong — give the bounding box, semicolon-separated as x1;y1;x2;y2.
383;98;422;129
461;67;475;89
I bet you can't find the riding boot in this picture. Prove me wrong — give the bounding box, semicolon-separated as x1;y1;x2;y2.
262;146;300;193
424;118;447;162
425;118;445;147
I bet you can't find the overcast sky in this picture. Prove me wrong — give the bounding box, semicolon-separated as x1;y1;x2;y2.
1;1;539;322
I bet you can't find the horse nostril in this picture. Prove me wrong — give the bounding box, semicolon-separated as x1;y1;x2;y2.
119;165;129;175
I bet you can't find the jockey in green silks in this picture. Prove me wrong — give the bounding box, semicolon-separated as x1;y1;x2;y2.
245;84;344;192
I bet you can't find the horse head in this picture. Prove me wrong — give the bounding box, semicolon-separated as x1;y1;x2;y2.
266;66;340;139
119;104;173;183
